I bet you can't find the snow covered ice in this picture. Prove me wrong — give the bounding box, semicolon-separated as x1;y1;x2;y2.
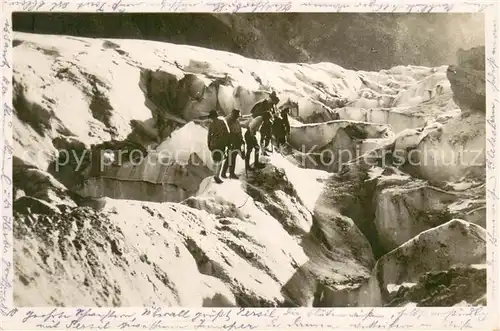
11;24;487;308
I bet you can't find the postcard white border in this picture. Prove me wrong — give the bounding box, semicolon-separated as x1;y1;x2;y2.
1;1;499;330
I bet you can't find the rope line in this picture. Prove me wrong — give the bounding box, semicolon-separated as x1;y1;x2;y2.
236;195;250;209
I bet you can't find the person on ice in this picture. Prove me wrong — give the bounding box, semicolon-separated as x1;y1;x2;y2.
260;111;273;156
207;109;230;184
269;91;280;108
280;107;291;143
250;90;280;118
273;107;291;150
222;108;245;179
244;111;269;172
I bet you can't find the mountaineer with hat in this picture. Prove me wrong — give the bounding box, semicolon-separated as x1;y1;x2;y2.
207;109;230;184
222;108;245;179
250;90;280;118
269;90;280;109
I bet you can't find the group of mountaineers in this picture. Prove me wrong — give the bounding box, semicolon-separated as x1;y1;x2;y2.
79;90;293;187
207;91;291;184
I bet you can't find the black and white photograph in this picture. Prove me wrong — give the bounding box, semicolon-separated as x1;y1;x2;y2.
8;11;489;311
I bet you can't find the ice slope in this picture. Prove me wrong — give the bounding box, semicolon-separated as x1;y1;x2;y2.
12;32;486;307
13;31;456;172
289;120;392;152
14;159;374;307
358;219;486;306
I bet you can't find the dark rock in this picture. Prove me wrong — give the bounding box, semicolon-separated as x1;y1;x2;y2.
386;266;486;307
447;46;485;113
14;196;61;215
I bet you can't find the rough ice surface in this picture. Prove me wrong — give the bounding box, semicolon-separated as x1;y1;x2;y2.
12;32;486;307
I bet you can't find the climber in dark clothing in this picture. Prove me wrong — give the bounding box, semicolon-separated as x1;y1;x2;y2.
250;99;273;118
207;109;230;184
272;107;291;149
281;107;291;140
250;91;280;118
222;109;245;179
272;115;286;149
269;91;280;110
260;112;273;156
245;111;269;172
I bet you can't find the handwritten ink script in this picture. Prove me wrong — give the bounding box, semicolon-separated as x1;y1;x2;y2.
0;0;496;12
6;0;293;12
0;306;491;330
0;21;10;69
486;12;499;310
0;6;13;330
4;0;146;12
0;10;13;320
207;1;292;13
306;1;493;12
299;2;454;12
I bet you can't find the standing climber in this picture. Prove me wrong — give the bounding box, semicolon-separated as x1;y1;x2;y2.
207;109;230;184
280;107;291;144
278;108;290;148
272;113;286;150
245;111;269;172
260;111;273;156
222;109;245;179
272;107;291;151
269;91;280;112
